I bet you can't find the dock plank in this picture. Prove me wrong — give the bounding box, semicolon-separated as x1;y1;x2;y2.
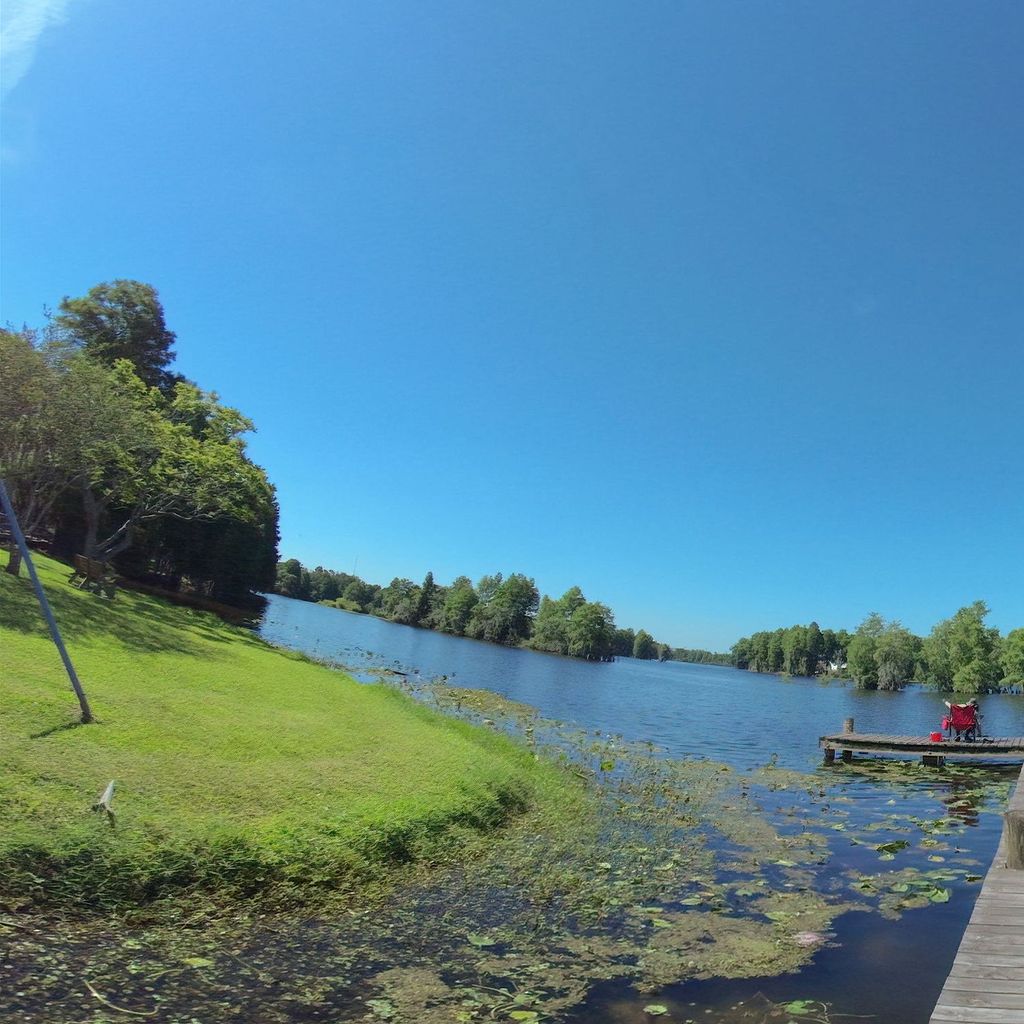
951;954;1024;971
946;980;1024;995
937;994;1024;1010
933;1011;1024;1023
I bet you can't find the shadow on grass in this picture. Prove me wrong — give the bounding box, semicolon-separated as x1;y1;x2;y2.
0;572;230;658
28;719;89;740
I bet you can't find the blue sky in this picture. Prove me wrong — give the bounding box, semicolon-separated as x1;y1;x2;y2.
3;1;1022;650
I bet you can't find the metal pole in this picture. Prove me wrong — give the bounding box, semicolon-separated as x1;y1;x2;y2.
0;477;93;723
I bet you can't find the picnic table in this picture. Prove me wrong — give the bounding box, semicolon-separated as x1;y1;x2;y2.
67;555;117;599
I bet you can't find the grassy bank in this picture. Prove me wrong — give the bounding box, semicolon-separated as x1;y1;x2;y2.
0;553;566;911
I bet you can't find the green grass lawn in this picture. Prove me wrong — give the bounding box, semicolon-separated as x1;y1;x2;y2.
0;553;559;911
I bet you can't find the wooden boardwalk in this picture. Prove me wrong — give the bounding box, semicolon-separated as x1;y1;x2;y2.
929;762;1024;1023
819;731;1024;766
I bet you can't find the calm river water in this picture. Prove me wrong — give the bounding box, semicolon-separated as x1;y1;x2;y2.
259;595;1024;1024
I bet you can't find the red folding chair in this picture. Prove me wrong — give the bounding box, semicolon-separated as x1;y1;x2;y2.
945;703;979;742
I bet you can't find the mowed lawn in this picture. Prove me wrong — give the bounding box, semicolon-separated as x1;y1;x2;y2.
0;554;552;909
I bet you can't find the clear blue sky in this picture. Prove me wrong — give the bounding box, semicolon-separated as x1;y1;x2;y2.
3;1;1022;650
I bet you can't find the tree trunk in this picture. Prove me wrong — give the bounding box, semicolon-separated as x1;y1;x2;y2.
81;486;102;559
96;527;134;562
5;541;21;576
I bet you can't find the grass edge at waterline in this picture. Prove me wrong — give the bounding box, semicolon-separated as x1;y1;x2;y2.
0;553;580;912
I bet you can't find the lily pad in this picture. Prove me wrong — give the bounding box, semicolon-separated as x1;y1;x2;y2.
783;1000;815;1014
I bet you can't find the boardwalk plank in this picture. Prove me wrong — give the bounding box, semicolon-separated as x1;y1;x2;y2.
932;1007;1024;1023
976;890;1024;903
981;877;1024;890
975;897;1024;909
951;954;1024;971
936;992;1024;1009
946;979;1024;994
970;914;1024;924
959;940;1024;950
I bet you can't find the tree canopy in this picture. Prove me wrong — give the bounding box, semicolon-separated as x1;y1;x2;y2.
1;284;278;603
527;587;615;661
732;624;849;676
632;630;657;660
846;613;918;691
1002;629;1024;690
923;601;1003;695
55;280;179;392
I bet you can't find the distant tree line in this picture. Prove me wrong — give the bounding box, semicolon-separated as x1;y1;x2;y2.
275;559;682;663
731;603;1024;695
732;622;850;678
672;647;734;666
1;281;279;605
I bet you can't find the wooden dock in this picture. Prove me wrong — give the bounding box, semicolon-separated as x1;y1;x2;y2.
819;720;1024;766
929;762;1024;1023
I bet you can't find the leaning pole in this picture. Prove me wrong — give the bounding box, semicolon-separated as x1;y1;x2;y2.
0;477;93;723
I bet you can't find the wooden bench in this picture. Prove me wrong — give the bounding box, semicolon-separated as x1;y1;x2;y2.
67;555;117;599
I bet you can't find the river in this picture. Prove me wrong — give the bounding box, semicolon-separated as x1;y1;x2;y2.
259;594;1024;1024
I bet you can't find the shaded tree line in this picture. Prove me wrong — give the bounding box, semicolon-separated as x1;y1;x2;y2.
732;603;1024;695
672;647;733;666
1;281;279;605
275;559;678;663
732;622;849;678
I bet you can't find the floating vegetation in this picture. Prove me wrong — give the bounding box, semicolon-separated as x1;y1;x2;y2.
1;674;1012;1023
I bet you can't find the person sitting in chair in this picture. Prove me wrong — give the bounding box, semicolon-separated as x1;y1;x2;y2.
943;698;981;742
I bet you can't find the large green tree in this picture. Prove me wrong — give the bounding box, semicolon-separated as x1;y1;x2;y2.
342;578;381;612
848;613;922;691
781;625;809;675
71;364;273;562
4;286;279;601
567;601;615;661
633;629;657;660
1001;629;1024;690
120;381;280;602
612;627;636;658
529;586;586;655
530;595;570;654
55;280;178;392
414;571;438;626
847;613;885;689
0;330;67;574
806;621;824;673
873;621;917;691
434;576;479;635
924;601;1002;694
466;573;539;645
380;578;419;623
0;341;160;572
528;587;616;660
276;559;310;599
